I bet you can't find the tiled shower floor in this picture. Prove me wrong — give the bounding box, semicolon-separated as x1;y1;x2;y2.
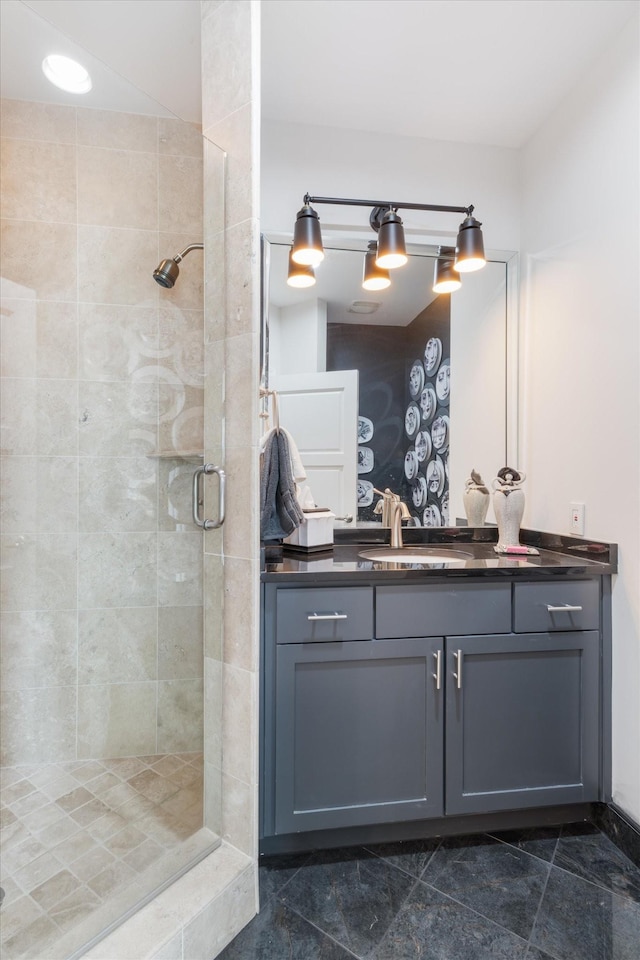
221;822;640;960
0;752;205;959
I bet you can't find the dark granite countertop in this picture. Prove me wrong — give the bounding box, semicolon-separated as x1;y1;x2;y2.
261;527;617;583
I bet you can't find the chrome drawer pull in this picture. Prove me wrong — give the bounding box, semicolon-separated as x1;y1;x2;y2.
432;650;442;690
546;604;583;613
307;613;348;621
453;649;463;690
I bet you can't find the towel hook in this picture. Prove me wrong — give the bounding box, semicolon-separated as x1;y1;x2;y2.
259;388;280;432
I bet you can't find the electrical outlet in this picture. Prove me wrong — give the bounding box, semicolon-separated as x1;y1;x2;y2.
570;502;585;536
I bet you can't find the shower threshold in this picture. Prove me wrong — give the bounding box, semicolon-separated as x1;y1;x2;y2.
62;827;221;960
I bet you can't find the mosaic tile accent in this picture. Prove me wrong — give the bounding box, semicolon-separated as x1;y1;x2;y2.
0;753;203;959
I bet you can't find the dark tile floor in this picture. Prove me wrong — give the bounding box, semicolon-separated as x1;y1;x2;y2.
219;822;640;960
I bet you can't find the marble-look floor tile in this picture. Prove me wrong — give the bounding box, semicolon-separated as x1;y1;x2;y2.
0;913;58;960
258;852;312;905
218;898;357;959
280;847;416;958
364;837;442;879
0;895;44;944
30;868;79;911
14;851;64;894
553;825;640;904
375;880;530;960
595;808;640;870
531;864;640;960
489;826;561;863
421;834;550;940
525;947;557;959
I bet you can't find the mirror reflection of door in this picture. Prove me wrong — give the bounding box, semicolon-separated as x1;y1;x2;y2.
269;371;359;522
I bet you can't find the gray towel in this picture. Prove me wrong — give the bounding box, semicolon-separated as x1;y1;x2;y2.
260;430;304;541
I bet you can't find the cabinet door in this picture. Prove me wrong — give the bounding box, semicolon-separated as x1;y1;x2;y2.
274;638;444;833
445;632;600;815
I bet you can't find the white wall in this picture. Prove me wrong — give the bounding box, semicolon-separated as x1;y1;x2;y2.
262;121;520;250
520;14;640;823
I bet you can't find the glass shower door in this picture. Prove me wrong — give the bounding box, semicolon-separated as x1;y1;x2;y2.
0;7;222;955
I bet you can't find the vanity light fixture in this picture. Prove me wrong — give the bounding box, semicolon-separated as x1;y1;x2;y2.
433;246;462;294
374;209;408;269
291;204;324;267
287;248;316;288
362;241;391;290
454;214;486;272
42;54;92;94
290;193;486;291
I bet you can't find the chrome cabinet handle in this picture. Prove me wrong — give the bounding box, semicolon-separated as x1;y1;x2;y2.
546;604;583;613
432;650;442;690
453;649;463;690
307;613;348;621
192;464;226;530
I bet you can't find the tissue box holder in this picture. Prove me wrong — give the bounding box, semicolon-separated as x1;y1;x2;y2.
285;511;335;552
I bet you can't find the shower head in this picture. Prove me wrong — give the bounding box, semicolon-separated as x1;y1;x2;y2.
153;243;203;288
153;258;180;288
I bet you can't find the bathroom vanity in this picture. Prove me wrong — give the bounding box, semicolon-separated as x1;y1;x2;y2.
260;530;616;855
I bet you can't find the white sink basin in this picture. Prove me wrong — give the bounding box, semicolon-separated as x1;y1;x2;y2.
359;547;473;565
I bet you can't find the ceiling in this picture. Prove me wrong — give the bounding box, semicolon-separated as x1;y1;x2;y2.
0;0;637;147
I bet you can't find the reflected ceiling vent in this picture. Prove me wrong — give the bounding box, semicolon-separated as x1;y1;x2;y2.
348;301;381;315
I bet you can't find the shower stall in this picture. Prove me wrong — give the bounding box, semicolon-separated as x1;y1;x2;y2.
0;28;226;960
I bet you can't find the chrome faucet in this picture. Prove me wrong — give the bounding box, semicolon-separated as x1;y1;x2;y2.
374;488;411;548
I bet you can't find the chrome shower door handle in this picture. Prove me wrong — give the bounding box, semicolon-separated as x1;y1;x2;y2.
192;464;226;530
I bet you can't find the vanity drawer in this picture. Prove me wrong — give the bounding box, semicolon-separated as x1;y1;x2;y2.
376;583;511;638
275;587;374;643
513;580;600;632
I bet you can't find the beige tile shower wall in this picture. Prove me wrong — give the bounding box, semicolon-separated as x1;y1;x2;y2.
201;0;260;869
0;100;205;764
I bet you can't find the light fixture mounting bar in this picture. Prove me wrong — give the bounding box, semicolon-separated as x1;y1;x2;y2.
303;194;473;217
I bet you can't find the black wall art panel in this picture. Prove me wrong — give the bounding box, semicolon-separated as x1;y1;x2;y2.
327;296;450;524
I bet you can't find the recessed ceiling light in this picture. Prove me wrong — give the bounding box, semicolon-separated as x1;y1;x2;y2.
42;55;92;94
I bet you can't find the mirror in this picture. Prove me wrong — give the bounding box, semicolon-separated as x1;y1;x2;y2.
263;236;517;528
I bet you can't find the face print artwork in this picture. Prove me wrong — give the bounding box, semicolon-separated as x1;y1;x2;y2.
420;385;437;423
424;337;442;376
436;361;450;403
415;430;432;462
404;449;419;481
405;402;421;438
431;415;449;453
409;360;425;398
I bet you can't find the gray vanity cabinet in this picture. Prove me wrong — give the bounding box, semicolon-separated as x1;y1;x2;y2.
261;576;606;846
444;631;600;815
272;636;444;833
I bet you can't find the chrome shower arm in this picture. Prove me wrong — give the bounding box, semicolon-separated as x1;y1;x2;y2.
174;242;204;263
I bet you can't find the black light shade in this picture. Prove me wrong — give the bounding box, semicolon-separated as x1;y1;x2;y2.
375;209;408;269
287;248;316;288
362;241;391;291
433;246;462;294
454;215;486;273
291;204;324;267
